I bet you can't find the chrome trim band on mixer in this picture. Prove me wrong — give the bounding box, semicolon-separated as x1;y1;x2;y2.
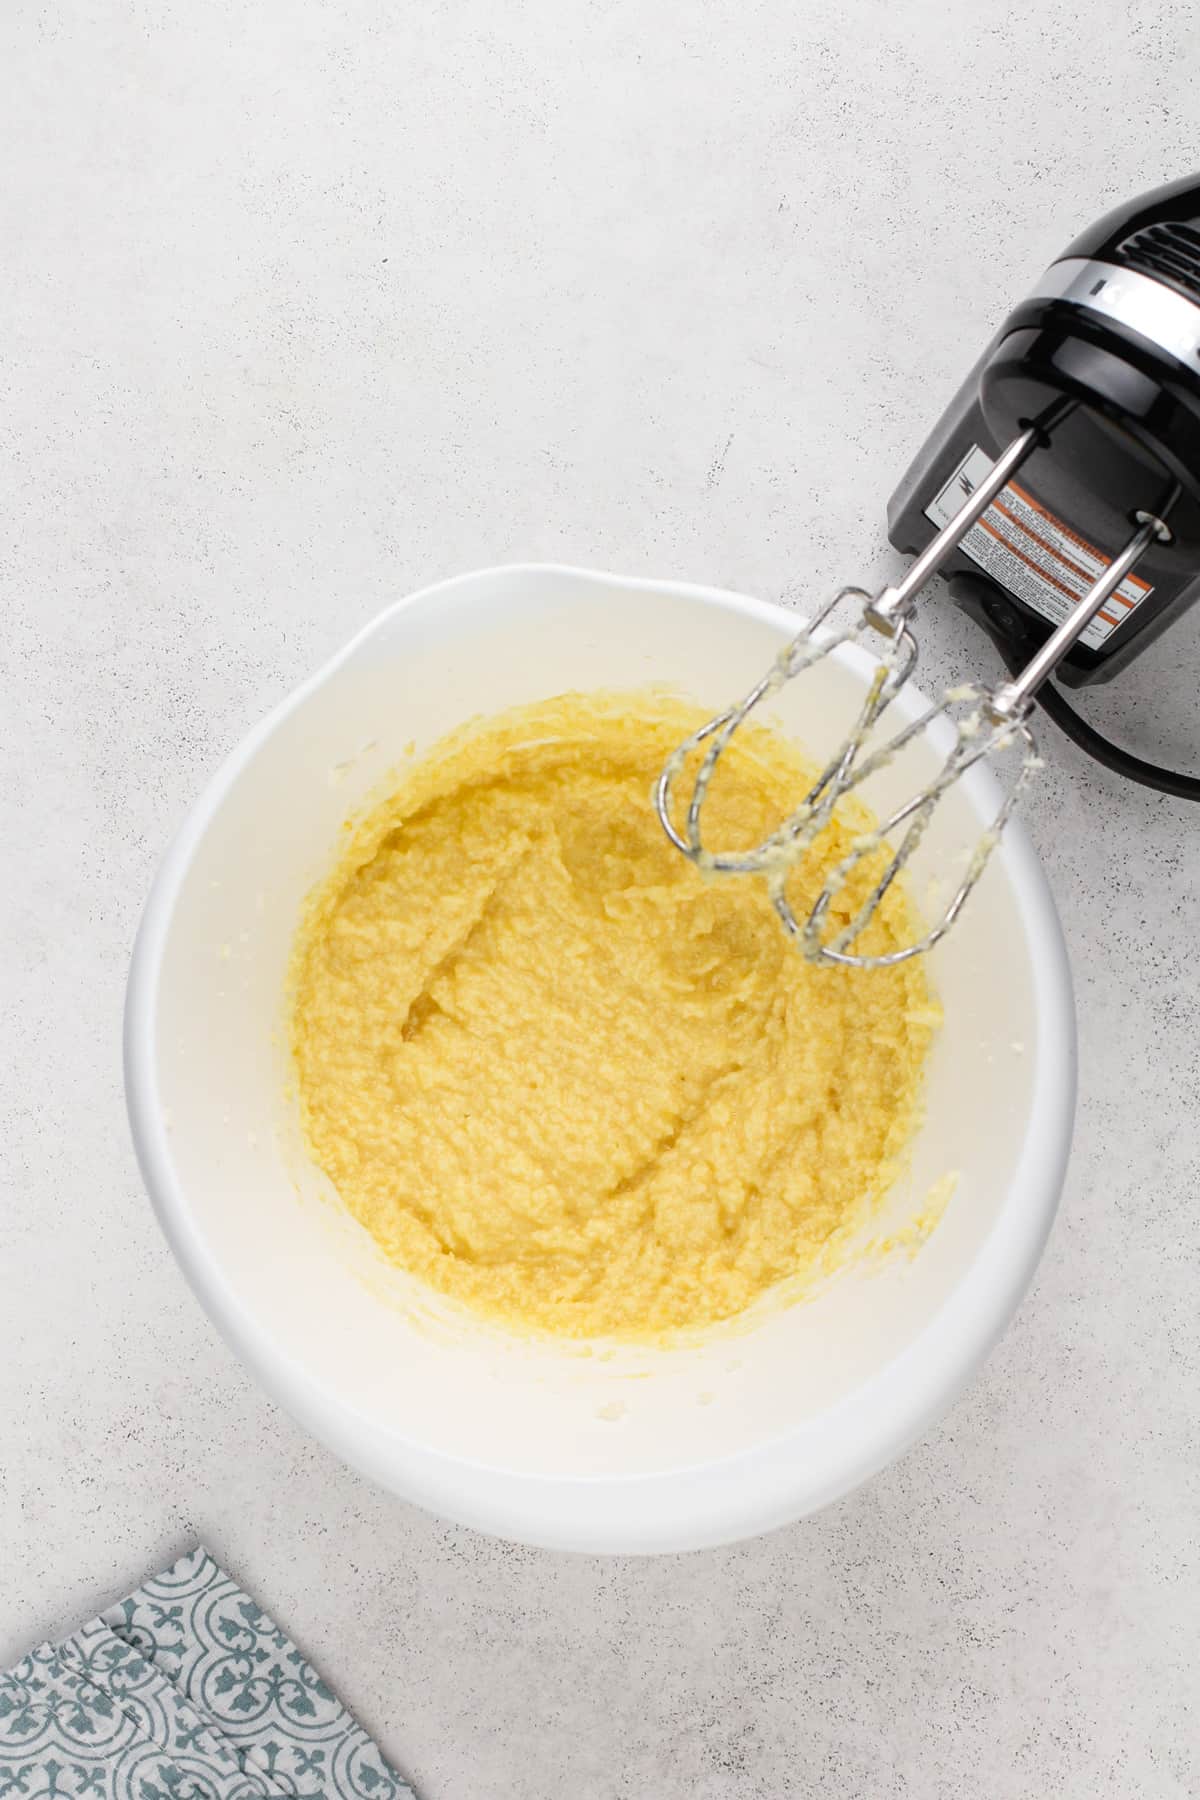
1026;255;1200;368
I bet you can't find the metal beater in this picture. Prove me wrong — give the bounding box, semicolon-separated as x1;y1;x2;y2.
657;175;1200;967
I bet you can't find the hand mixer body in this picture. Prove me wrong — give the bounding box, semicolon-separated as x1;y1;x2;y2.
656;178;1200;966
888;175;1200;687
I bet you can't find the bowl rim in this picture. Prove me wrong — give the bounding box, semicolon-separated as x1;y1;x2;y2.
124;561;1077;1553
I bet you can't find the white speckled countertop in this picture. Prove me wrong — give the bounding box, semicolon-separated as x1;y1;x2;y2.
2;3;1197;1795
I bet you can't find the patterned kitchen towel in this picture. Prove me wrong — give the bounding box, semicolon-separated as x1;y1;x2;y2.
0;1547;416;1800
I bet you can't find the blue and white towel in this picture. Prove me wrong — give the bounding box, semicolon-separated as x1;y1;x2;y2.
0;1548;415;1800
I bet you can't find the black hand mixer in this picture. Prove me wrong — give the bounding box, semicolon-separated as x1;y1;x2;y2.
656;175;1200;967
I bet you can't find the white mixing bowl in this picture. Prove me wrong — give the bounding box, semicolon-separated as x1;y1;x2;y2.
125;565;1075;1552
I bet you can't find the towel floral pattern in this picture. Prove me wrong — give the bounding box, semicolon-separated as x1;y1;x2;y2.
0;1550;413;1800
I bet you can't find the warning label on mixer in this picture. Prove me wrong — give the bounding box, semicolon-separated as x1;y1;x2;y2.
925;444;1153;649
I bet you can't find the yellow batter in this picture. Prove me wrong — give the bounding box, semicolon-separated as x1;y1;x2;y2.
290;693;937;1340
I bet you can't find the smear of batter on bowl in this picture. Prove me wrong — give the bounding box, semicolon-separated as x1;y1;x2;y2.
289;692;939;1340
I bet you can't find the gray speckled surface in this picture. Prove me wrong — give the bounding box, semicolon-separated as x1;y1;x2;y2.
2;3;1198;1795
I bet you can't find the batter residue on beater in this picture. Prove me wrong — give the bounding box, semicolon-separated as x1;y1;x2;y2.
290;692;937;1340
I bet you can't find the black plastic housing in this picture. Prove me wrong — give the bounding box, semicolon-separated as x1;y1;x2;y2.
888;176;1200;686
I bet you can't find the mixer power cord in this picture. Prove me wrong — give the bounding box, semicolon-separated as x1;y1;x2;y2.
963;587;1200;802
